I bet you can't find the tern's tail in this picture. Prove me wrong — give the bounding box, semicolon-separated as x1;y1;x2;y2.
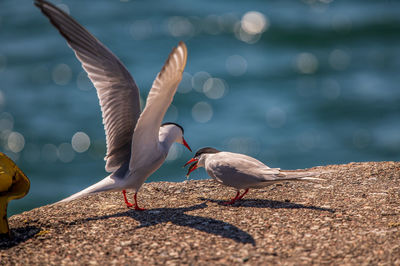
278;170;326;182
57;175;120;204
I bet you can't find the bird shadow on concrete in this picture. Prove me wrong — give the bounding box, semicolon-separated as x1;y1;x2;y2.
199;197;335;213
0;226;41;250
74;202;255;246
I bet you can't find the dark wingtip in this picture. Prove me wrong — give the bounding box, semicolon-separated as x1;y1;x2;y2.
34;0;72;19
34;0;43;8
34;0;50;9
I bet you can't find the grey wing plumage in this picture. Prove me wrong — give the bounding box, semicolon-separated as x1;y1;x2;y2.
205;152;278;189
129;42;187;171
206;152;321;189
220;152;270;168
35;0;141;172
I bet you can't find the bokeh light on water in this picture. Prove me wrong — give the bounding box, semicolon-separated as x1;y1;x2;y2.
71;132;91;153
241;11;269;35
225;55;247;77
7;132;25;153
192;102;213;123
52;63;72;86
235;11;269;44
58;143;75;163
296;53;319;74
192;72;211;93
167;16;195;38
203;78;226;100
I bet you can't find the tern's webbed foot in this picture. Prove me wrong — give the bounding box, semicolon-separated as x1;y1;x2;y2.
132;192;146;211
221;191;241;205
122;190;146;210
134;206;146;211
125;202;134;208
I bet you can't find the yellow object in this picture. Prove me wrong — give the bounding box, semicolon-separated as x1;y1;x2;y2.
35;230;49;236
0;152;30;236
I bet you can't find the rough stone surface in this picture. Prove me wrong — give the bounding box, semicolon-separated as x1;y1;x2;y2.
1;161;399;265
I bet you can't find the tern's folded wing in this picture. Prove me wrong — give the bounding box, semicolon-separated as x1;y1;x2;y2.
35;0;141;172
205;152;281;188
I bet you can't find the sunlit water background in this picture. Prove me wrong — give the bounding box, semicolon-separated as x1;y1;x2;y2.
1;0;399;216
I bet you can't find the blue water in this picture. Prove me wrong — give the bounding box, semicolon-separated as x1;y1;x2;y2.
1;0;399;216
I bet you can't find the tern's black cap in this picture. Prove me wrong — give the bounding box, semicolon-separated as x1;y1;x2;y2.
161;122;184;134
194;147;220;157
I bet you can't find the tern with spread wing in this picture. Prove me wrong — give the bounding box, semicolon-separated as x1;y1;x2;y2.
35;0;191;210
184;147;323;205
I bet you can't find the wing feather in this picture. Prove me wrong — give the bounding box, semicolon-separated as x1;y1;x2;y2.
129;42;187;171
35;0;141;172
205;152;281;189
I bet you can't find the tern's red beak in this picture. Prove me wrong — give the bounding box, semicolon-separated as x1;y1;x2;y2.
182;137;192;152
186;162;198;177
184;158;199;177
184;157;198;167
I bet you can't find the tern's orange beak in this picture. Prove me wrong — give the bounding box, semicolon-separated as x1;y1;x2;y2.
184;157;198;167
186;162;198;177
184;158;199;177
182;137;192;152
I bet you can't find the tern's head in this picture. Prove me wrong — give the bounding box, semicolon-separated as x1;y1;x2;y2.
161;122;191;152
193;147;220;158
184;147;220;177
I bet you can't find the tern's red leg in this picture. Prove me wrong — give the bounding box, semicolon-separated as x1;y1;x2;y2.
133;192;146;211
237;188;249;200
122;190;134;208
223;191;241;205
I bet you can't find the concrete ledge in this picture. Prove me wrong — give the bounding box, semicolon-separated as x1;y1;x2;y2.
1;161;399;264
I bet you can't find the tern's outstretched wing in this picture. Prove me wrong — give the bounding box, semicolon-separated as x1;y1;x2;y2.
35;0;141;172
129;42;187;171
